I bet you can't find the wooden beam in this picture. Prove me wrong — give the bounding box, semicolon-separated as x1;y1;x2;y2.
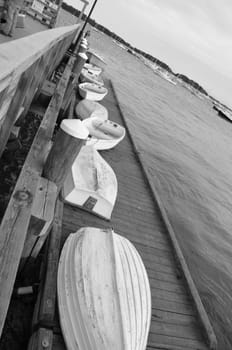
61;52;88;113
0;166;39;336
0;40;78;337
38;198;63;326
28;328;53;350
0;24;80;158
19;177;57;272
23;54;77;173
0;63;36;158
0;25;79;81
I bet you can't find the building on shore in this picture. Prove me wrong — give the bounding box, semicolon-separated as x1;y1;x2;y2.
24;0;62;27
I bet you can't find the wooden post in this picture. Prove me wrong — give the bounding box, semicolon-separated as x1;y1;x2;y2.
19;177;57;274
0;167;39;336
28;328;53;350
37;198;63;327
61;52;88;113
77;0;89;24
43;119;89;192
73;52;88;76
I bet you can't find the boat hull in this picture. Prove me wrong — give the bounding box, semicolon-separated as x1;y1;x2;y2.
87;51;106;70
82;117;126;150
79;83;108;101
63;145;118;220
75;99;108;121
84;63;102;76
80;69;104;86
57;227;151;350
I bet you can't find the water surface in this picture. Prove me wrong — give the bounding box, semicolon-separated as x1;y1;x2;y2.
89;30;232;349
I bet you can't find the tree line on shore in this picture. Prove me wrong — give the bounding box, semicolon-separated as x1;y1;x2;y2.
62;1;208;96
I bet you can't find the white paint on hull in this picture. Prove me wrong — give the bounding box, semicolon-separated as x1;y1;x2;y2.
63;145;118;220
80;69;104;86
79;83;108;101
83;117;126;150
57;227;151;350
75;99;108;121
84;63;102;76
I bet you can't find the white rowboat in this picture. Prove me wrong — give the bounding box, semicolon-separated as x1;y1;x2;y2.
57;227;151;350
84;63;102;76
87;51;106;69
83;117;126;150
75;99;108;121
80;68;104;86
79;83;108;101
63;145;118;220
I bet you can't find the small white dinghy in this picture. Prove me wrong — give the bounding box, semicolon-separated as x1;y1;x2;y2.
57;227;151;350
75;99;108;121
79;83;108;101
80;68;104;86
63;145;118;220
87;51;106;70
83;117;126;150
84;63;102;76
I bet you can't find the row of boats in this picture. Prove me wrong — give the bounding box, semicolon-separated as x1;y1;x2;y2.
58;40;152;350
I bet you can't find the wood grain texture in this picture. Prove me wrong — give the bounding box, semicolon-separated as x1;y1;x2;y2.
44;128;85;192
38;198;63;325
20;177;57;263
0;24;79;158
0;65;35;157
28;328;53;350
0;166;39;335
61;53;87;113
0;33;78;336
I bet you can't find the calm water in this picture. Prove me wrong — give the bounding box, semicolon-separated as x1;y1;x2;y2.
89;30;232;349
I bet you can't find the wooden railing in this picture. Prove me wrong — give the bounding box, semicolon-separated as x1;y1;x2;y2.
0;24;80;337
0;24;80;159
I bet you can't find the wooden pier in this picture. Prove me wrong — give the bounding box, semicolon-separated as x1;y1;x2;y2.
0;26;217;350
28;79;216;349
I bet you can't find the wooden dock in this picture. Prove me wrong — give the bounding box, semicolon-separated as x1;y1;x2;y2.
29;79;216;349
0;25;217;349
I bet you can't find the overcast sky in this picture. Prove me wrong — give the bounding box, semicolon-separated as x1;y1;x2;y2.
66;0;232;108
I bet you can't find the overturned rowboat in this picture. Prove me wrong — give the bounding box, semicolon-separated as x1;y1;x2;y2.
63;145;118;220
75;99;108;121
79;82;108;101
82;117;126;150
84;63;102;76
57;227;151;350
80;68;104;86
87;51;106;70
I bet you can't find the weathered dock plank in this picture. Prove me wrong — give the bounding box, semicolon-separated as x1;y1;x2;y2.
0;37;79;336
0;24;80;158
148;335;209;350
0;166;39;336
37;199;63;327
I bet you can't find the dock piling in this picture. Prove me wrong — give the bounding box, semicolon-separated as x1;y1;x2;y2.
61;52;88;113
43;119;89;192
